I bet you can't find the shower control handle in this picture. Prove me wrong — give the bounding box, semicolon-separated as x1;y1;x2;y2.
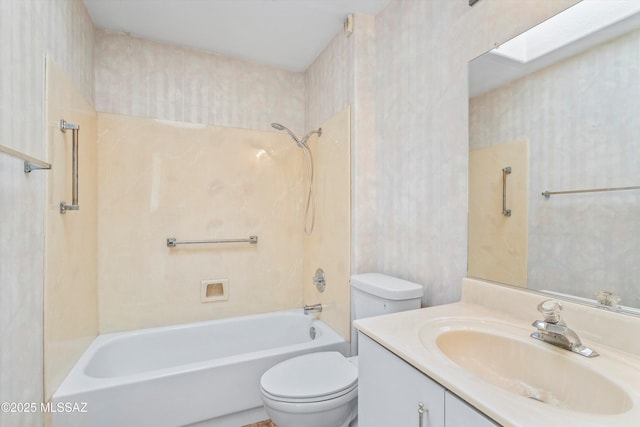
313;268;326;293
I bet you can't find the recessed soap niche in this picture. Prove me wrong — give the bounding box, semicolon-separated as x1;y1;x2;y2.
201;279;229;302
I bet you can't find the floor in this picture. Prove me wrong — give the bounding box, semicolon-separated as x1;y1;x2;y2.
243;420;276;427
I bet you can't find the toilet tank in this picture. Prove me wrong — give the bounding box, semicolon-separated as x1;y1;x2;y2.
350;273;423;355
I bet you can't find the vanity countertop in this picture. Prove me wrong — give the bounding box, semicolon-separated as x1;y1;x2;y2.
353;278;640;427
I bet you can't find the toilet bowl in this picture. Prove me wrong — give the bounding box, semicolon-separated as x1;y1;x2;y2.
260;273;423;427
260;352;358;427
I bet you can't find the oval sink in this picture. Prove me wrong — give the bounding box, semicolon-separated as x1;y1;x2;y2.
433;328;632;415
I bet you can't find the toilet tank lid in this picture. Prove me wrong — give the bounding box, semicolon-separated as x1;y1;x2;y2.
350;273;423;300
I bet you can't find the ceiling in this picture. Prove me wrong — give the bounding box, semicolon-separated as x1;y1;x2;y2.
83;0;391;72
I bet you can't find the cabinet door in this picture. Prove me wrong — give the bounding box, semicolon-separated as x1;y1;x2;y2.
358;333;445;427
445;391;500;427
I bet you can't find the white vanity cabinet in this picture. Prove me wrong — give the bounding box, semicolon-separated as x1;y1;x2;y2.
358;333;445;427
358;333;499;427
445;391;500;427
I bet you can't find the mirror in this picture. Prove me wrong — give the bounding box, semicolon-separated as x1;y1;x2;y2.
468;1;640;314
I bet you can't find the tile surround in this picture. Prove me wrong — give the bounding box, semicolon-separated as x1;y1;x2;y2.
468;141;528;287
97;113;305;332
303;107;351;340
43;60;98;400
97;106;351;335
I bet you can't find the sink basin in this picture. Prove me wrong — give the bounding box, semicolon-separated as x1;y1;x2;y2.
424;324;632;415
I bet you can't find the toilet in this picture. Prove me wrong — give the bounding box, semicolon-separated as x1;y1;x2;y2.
260;273;424;427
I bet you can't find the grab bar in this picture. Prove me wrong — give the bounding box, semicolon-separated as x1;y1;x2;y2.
167;235;258;248
542;185;640;198
0;143;51;173
59;119;80;214
502;166;512;217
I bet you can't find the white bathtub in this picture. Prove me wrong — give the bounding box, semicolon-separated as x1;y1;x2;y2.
52;310;346;427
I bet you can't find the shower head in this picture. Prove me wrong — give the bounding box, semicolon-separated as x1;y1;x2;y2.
271;122;319;235
271;122;300;145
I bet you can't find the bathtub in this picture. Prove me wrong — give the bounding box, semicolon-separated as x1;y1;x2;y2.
52;310;346;427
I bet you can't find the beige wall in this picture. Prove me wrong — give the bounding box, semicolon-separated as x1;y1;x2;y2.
97;113;306;332
303;107;351;340
468;141;528;287
0;0;94;425
43;60;98;400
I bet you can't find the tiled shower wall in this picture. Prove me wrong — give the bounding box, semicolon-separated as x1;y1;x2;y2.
0;0;94;425
302;107;351;340
96;114;305;333
92;30;345;334
43;61;98;401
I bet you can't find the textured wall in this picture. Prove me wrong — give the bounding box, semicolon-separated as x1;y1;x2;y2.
1;0;94;157
304;1;577;307
0;0;94;425
94;30;305;132
305;25;351;130
306;14;377;275
470;29;640;307
372;0;578;307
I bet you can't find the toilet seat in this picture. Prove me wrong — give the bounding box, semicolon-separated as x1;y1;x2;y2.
260;352;358;403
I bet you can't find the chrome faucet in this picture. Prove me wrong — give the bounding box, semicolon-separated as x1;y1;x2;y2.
531;299;599;358
303;303;322;315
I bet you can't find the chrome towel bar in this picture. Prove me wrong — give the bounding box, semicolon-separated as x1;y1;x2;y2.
167;235;258;248
0;143;51;173
542;185;640;198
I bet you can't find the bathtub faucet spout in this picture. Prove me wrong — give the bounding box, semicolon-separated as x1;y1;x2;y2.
303;304;322;315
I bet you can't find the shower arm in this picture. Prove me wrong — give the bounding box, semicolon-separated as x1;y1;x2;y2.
271;123;321;147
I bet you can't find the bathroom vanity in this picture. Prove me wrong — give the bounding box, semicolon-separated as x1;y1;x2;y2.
354;278;640;427
358;332;497;426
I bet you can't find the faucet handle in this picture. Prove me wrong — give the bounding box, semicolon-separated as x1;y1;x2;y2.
537;299;563;323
